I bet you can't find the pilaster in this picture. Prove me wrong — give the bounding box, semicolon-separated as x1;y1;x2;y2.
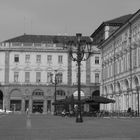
51;99;54;114
29;96;32;113
21;98;25;113
5;51;10;84
67;54;72;85
43;97;47;114
86;56;91;84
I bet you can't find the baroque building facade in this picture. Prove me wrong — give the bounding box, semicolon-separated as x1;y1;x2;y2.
0;34;101;114
98;9;140;113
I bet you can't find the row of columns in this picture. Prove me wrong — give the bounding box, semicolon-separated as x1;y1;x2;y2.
101;90;140;113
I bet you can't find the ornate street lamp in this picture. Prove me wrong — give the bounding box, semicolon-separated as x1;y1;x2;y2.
51;70;60;115
68;33;92;123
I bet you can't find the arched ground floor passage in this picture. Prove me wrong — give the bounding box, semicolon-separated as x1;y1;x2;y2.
90;90;100;112
101;75;140;114
100;91;140;114
1;85;99;114
53;90;101;115
9;99;52;113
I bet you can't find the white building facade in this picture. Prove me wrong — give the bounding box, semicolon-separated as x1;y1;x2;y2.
99;9;140;113
0;35;101;114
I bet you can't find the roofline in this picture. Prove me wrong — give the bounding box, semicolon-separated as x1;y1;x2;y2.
99;9;140;49
90;22;123;38
90;14;133;38
2;34;91;44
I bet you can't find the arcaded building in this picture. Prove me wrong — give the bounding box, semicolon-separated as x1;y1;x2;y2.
0;34;101;113
97;9;140;113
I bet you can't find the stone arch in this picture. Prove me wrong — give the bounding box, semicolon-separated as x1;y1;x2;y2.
116;81;121;93
32;89;44;96
132;76;139;88
123;79;129;91
10;89;22;99
0;90;3;109
56;90;66;96
92;90;100;97
32;89;44;113
104;86;107;95
10;89;22;111
109;84;114;94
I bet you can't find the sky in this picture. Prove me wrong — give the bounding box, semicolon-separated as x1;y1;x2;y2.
0;0;140;42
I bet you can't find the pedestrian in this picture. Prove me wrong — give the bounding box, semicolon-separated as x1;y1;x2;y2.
26;108;29;115
62;109;66;117
127;107;131;117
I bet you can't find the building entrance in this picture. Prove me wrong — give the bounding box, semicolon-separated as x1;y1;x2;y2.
10;100;21;111
32;100;43;113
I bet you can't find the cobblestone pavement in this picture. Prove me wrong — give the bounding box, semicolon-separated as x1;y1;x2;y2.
0;113;140;140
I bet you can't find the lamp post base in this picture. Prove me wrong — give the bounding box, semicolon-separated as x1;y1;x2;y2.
76;115;83;123
53;112;57;115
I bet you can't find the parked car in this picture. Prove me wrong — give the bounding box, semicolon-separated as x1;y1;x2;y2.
5;110;12;114
0;109;12;114
0;109;5;114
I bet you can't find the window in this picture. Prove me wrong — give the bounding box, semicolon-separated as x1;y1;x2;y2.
14;54;19;62
32;90;44;96
95;56;99;64
14;72;19;82
36;55;41;63
57;73;63;84
25;54;30;63
47;72;52;83
47;55;52;63
95;73;99;83
25;72;30;83
36;72;41;83
56;90;65;96
58;55;63;64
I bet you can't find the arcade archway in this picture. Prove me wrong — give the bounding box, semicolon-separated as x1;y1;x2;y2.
92;90;100;96
32;89;44;113
90;90;100;112
10;89;22;111
0;90;3;109
55;90;66;114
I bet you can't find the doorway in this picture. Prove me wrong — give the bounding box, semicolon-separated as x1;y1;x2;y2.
90;90;100;112
10;100;22;111
32;100;43;113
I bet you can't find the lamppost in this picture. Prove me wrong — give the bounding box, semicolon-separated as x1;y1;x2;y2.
68;33;92;123
51;70;60;115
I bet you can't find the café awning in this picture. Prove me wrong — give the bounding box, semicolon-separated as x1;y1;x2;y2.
85;96;115;104
52;96;85;105
52;95;115;105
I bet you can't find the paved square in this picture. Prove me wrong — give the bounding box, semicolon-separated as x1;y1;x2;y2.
0;114;140;140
